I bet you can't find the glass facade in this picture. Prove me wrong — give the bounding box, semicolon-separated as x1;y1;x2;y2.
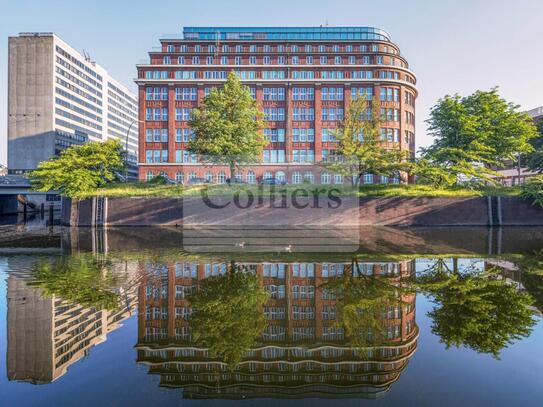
183;26;391;42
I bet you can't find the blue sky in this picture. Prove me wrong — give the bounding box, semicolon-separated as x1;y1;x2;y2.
1;0;542;166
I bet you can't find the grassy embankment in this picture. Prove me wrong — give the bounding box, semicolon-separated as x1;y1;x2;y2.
86;182;522;198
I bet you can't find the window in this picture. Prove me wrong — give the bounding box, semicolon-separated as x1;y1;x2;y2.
291;269;315;286
145;149;168;163
263;56;271;64
234;56;242;65
334;56;342;64
247;171;256;184
191;56;200;64
275;171;286;182
249;56;256;64
175;87;197;101
175;128;193;142
322;128;336;142
262;149;286;163
217;171;226;184
264;128;285;142
292;128;315;142
292;171;302;184
321;88;344;101
262;71;285;79
291;71;314;79
364;173;373;184
292;108;314;121
146;87;168;100
177;56;185;64
320;56;328;65
380;87;400;102
303;171;314;183
204;71;227;79
291;56;299;64
204;171;213;183
206;56;214;65
292;149;315;163
146;108;168;121
220;56;228;65
293;306;315;320
263;87;285;101
145;70;169;79
321;71;344;79
321;172;331;184
175;172;184;183
146;128;167;142
264;108;285;121
234;70;256;79
292;87;314;101
322;108;344;121
175;108;192;121
174;71;197;79
306;56;313;64
352;87;373;100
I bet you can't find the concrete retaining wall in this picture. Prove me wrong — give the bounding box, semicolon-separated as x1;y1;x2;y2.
61;196;543;227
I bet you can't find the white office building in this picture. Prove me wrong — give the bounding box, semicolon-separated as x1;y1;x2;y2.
8;32;138;177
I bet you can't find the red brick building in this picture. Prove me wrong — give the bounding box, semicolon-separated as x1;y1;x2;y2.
135;27;417;184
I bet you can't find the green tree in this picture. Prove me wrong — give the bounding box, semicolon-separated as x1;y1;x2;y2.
422;89;538;185
526;121;543;173
28;256;126;310
322;98;410;185
416;259;536;358
188;265;268;368
29;140;124;198
188;72;266;180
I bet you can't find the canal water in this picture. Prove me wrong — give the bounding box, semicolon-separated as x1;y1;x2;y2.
0;224;542;406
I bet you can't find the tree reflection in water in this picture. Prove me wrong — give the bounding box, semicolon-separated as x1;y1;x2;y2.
320;259;414;350
188;262;269;368
28;255;128;310
416;258;537;358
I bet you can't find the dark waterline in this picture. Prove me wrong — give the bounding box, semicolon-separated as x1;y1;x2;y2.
0;224;542;406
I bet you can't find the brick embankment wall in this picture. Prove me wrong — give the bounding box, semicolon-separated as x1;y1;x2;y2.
61;196;543;227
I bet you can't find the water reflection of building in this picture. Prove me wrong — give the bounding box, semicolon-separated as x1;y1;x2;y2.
136;260;418;399
6;258;139;384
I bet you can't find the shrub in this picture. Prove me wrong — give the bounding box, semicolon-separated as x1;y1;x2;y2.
148;175;167;185
521;176;543;207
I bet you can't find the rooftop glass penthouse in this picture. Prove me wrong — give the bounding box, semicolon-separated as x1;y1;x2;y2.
182;26;392;41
